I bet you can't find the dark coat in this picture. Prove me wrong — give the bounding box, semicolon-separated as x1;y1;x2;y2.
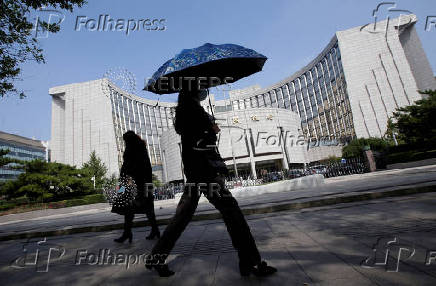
176;101;225;182
111;143;154;215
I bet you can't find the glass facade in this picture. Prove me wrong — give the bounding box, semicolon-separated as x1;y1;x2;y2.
104;40;354;173
107;86;175;170
0;140;45;181
226;40;355;144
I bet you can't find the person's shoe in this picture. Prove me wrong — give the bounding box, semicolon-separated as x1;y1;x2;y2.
239;261;277;277
146;229;161;240
145;264;175;277
114;232;132;243
252;261;277;276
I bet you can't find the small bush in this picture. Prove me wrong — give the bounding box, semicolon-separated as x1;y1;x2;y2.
342;137;391;158
0;193;106;213
386;149;436;165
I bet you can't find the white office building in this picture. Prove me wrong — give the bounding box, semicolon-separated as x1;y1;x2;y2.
50;14;435;182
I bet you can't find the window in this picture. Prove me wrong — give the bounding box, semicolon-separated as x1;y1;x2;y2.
264;93;271;106
239;100;246;110
282;87;290;109
294;80;301;91
270;91;277;107
233;101;239;110
306;72;313;87
251;97;258;108
258;95;265;107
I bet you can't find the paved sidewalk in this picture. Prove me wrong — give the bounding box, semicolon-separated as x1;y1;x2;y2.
1;165;436;240
1;192;436;285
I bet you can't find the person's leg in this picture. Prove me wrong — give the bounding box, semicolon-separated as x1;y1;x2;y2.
125;212;134;233
144;198;160;239
205;177;277;276
151;184;200;257
204;177;261;267
115;213;134;243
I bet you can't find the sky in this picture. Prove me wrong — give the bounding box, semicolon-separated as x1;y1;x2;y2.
0;0;435;141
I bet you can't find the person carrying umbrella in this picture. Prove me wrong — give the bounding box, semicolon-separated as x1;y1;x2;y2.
144;43;277;277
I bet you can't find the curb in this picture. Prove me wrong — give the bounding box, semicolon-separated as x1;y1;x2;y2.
1;184;435;242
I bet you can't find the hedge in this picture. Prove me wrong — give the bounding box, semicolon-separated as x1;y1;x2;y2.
0;193;106;213
386;149;436;165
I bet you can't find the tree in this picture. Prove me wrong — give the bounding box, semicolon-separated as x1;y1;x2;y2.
342;137;391;158
0;0;86;98
82;151;108;189
152;173;162;187
102;173;117;189
2;159;93;201
319;155;341;164
390;90;436;146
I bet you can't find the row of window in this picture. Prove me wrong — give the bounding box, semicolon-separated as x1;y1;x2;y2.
0;143;45;158
109;89;176;167
105;43;354;170
229;43;355;141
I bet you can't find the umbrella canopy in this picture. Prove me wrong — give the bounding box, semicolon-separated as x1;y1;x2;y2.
144;43;267;94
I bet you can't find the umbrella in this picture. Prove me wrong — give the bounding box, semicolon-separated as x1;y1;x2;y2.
144;43;267;94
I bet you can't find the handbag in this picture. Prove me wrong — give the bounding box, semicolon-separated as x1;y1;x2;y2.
104;175;138;214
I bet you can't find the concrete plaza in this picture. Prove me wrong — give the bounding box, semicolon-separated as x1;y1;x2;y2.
1;165;436;285
0;164;435;240
1;191;436;285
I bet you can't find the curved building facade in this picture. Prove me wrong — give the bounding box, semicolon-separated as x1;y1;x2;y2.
223;14;435;142
50;14;435;182
50;79;176;179
107;82;176;171
160;108;311;182
227;37;354;144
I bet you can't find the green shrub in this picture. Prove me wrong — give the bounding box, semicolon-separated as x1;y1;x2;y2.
342;137;391;158
386;149;436;164
0;193;106;213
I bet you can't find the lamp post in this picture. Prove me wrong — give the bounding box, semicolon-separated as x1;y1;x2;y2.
392;131;398;146
91;176;96;189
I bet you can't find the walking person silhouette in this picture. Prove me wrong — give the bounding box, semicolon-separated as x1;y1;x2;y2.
146;87;277;277
112;131;160;243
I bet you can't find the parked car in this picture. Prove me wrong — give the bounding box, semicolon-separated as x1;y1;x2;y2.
310;165;327;174
286;169;304;179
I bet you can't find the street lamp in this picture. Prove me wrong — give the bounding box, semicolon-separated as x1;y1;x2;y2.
91;176;96;189
392;131;399;146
